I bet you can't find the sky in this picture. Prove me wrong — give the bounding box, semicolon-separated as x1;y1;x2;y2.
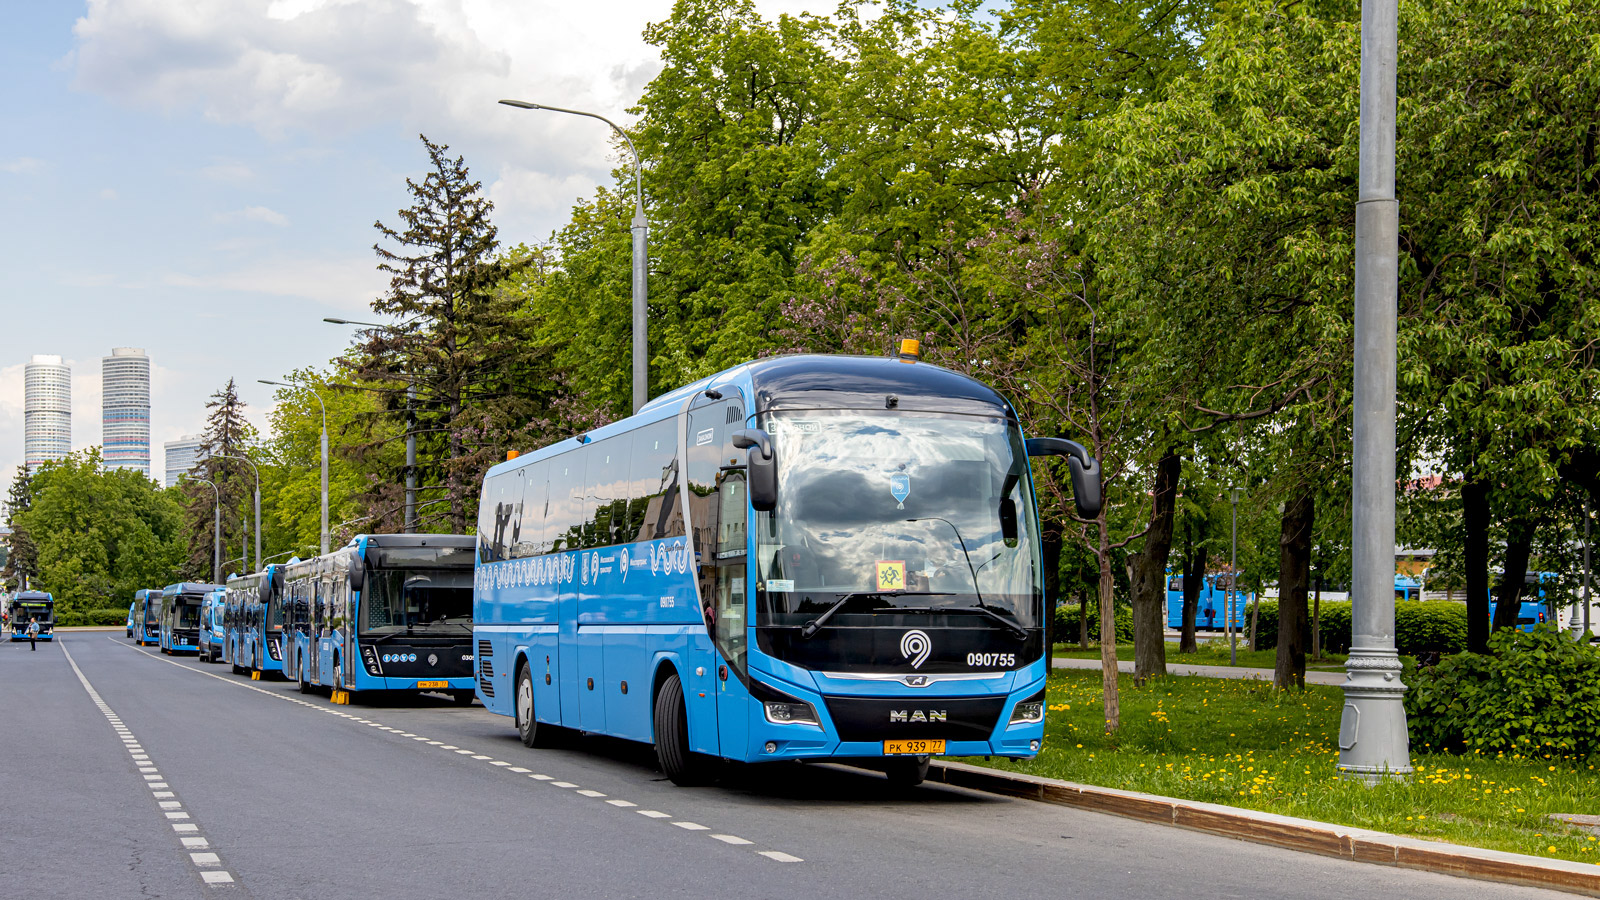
0;0;827;491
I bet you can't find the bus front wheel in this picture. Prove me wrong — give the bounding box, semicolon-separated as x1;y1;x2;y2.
653;672;706;786
515;666;553;748
297;662;313;694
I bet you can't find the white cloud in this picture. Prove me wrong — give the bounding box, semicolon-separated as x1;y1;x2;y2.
216;205;290;226
2;157;46;175
162;255;385;310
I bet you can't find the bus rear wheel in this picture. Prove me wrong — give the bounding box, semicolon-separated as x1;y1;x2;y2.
653;672;706;786
297;662;313;694
884;755;930;788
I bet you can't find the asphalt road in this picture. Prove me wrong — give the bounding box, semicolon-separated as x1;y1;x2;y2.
1;635;1577;899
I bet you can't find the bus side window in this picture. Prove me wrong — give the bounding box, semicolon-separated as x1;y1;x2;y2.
517;461;549;557
546;452;589;554
587;434;633;548
627;419;680;542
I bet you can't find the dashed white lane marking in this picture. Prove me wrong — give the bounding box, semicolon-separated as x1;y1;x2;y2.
113;638;804;864
61;640;241;888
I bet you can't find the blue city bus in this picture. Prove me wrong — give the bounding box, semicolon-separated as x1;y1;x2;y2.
1395;573;1423;602
9;591;54;641
158;583;219;654
134;589;162;645
473;353;1101;786
282;535;476;702
126;602;137;638
224;566;285;677
1164;575;1245;631
1489;599;1546;633
198;589;226;663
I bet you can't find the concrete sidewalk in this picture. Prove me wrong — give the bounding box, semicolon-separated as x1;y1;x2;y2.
1052;655;1346;686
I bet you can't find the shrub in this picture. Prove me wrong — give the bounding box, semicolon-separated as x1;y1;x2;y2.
1250;600;1465;656
1053;603;1134;644
51;608;128;627
1405;626;1600;758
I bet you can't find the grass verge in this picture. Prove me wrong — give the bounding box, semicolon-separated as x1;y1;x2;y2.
958;669;1600;864
1053;642;1348;671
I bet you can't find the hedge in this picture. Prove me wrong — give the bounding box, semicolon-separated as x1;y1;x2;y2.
1251;599;1468;656
1052;603;1135;644
55;608;130;627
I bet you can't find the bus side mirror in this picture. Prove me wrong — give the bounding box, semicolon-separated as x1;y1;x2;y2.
349;552;366;592
1024;436;1103;518
731;429;778;512
258;579;271;603
999;497;1018;545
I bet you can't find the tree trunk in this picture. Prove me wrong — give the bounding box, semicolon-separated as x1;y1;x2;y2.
1129;448;1179;683
1097;516;1120;733
1275;488;1314;689
1492;518;1537;633
1180;544;1207;654
1462;476;1491;652
1042;525;1062;653
1078;588;1089;649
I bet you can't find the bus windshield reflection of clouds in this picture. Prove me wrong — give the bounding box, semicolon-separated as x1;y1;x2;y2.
755;409;1041;628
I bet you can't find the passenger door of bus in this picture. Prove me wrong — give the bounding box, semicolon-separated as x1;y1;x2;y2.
688;398;749;758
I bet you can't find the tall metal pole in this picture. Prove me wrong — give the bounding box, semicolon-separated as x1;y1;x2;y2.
1229;487;1239;667
215;454;261;574
405;386;417;533
195;478;221;584
261;379;329;556
1584;502;1592;639
1339;0;1411;783
499;99;648;412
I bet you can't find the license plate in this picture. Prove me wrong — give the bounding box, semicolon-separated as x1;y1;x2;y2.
884;739;945;756
417;680;449;689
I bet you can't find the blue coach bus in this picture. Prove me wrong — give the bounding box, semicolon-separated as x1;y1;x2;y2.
134;588;162;645
282;535;476;702
1164;574;1246;631
473;352;1101;786
158;583;219;654
9;591;55;641
224;566;285;677
198;588;226;663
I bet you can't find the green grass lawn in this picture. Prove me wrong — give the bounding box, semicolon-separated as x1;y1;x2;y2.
959;669;1600;864
1054;642;1348;671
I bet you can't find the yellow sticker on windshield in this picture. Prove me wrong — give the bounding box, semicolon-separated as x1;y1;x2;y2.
876;560;906;591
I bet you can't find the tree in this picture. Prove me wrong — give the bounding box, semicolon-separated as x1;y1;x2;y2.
179;379;255;579
352;135;536;535
3;466;38;590
13;450;183;614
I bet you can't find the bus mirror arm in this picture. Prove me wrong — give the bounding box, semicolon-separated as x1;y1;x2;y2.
1024;437;1102;518
732;429;778;512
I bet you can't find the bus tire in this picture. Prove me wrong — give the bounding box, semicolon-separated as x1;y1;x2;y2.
515;665;550;747
653;672;705;786
884;755;930;787
231;661;244;675
452;692;475;707
297;662;313;694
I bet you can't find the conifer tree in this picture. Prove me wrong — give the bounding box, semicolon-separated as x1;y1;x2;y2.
351;135;537;534
3;465;38;590
179;379;255;579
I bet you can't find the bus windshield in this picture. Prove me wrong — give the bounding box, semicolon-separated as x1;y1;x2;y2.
753;409;1042;630
16;603;52;623
173;599;201;629
359;567;473;635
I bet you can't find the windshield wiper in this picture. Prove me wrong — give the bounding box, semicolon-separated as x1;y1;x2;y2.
958;603;1029;641
799;591;953;639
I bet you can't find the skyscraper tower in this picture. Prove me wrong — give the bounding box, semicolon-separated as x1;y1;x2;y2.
24;355;71;468
102;347;151;476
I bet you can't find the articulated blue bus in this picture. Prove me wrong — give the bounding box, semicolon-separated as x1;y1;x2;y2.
9;591;55;641
282;535;476;702
473;352;1100;786
224;566;285;677
158;583;219;654
198;589;226;663
133;589;162;645
1164;575;1246;631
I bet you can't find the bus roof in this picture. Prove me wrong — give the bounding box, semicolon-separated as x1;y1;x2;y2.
488;353;1015;480
163;582;224;596
14;590;52;601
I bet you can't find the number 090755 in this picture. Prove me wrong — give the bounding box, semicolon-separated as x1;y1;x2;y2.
967;652;1016;667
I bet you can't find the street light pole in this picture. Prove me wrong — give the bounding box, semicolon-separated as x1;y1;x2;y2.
260;379;329;555
499;98;649;413
193;478;221;584
323;317;418;532
1340;0;1411;783
215;454;261;573
1229;487;1242;667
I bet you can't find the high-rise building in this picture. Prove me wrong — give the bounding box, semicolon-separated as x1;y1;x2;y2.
164;434;205;488
24;355;71;468
102;347;151;477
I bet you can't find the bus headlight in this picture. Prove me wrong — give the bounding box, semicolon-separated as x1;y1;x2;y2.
752;680;821;727
1009;688;1046;725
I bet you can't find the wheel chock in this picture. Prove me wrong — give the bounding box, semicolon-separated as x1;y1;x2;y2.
332;690;350;705
250;671;261;681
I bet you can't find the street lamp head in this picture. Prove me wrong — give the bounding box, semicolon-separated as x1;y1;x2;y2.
322;317;350;325
499;99;542;110
257;379;284;387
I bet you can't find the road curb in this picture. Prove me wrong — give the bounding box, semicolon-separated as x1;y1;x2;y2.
928;760;1600;897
